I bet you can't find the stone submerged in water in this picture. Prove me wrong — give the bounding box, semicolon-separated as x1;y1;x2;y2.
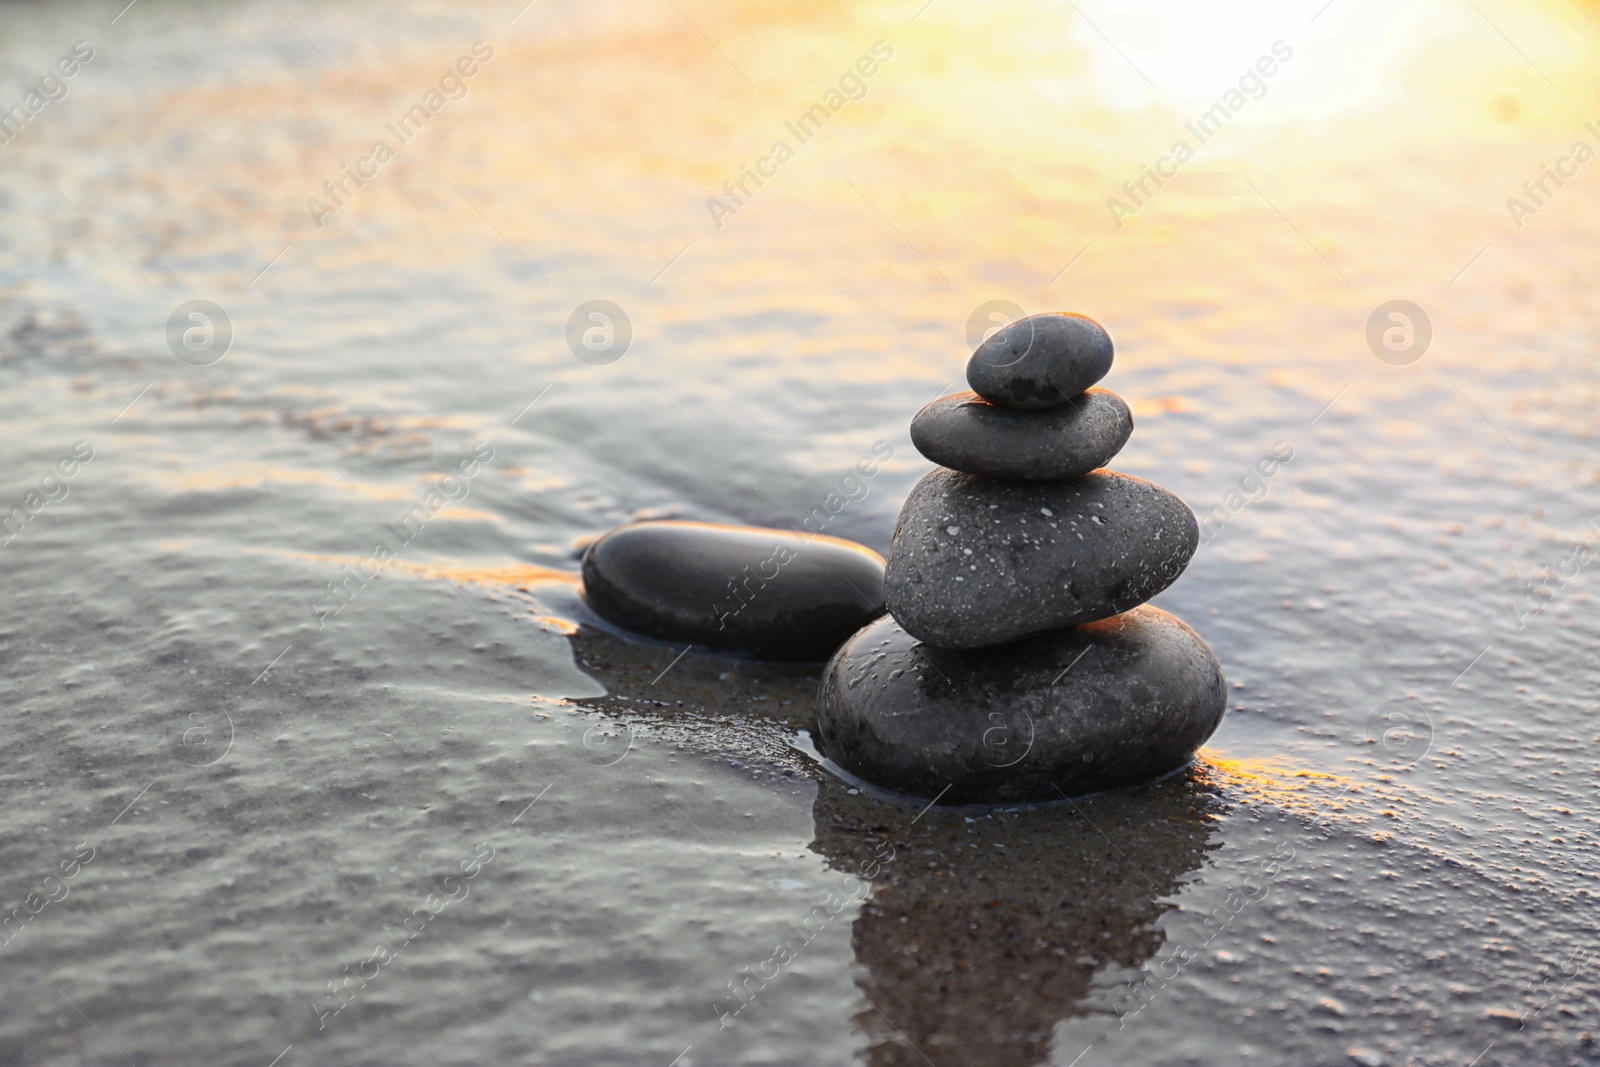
909;388;1132;481
885;469;1198;649
816;606;1226;803
580;520;886;661
966;313;1114;410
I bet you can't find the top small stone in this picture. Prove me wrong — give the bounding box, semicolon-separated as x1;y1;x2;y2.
966;312;1114;410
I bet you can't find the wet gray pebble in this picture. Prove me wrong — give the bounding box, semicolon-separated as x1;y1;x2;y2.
909;387;1132;480
816;605;1226;803
966;312;1114;410
581;521;885;661
885;469;1197;649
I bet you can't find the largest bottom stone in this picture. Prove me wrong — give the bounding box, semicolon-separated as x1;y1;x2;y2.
816;605;1226;804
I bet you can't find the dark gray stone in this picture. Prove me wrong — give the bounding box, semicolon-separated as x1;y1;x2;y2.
816;606;1227;803
909;388;1132;480
966;313;1114;410
581;521;886;661
885;469;1197;649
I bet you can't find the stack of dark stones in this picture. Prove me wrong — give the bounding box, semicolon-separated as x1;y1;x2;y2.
817;313;1226;804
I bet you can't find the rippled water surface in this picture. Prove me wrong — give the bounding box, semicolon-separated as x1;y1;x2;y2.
3;0;1599;1064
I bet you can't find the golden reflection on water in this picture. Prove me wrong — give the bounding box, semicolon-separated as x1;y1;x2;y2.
279;550;573;586
1199;751;1349;806
1199;749;1457;841
85;0;1595;311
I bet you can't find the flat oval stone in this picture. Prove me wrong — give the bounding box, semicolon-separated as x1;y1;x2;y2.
885;469;1197;649
909;388;1132;480
817;606;1226;803
580;521;886;661
966;313;1113;410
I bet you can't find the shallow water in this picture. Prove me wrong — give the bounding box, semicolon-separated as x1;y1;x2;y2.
2;0;1599;1063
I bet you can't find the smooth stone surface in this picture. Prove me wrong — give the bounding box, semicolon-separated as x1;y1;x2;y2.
885;469;1197;649
817;606;1227;803
966;312;1114;410
909;387;1133;480
580;521;886;661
